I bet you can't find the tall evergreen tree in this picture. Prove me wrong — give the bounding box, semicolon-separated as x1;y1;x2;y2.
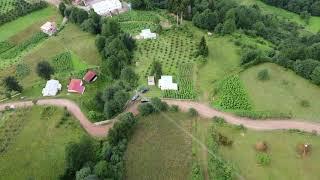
198;36;208;57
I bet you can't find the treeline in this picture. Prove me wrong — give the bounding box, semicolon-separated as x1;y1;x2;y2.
59;3;138;119
262;0;320;16
0;0;47;25
60;113;137;180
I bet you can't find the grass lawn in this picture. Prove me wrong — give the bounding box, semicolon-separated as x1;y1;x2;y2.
235;0;320;33
211;122;320;180
0;6;58;41
196;36;241;101
240;63;320;121
125;112;193;180
0;106;86;179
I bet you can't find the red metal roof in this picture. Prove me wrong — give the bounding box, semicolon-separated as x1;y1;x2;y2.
83;70;97;82
68;79;85;94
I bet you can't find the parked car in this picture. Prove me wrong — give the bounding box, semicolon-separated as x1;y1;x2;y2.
140;87;149;94
131;94;139;101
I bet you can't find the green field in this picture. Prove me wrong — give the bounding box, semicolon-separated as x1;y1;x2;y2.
212;122;320;180
235;0;320;33
125;113;193;180
0;106;85;179
240;63;320;121
0;6;58;42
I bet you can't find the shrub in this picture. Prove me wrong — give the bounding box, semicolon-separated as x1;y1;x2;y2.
15;63;30;78
256;153;271;166
188;108;198;117
138;103;154;116
257;69;270;81
212;116;226;125
150;97;168;112
169;105;179;112
217;133;233;146
234;124;246;131
300;100;310;108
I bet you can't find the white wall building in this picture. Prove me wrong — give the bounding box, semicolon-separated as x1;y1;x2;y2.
91;0;122;15
140;29;157;39
40;22;57;36
158;76;178;90
42;80;62;96
148;76;155;86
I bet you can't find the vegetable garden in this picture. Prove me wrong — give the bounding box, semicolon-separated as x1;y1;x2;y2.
113;10;160;34
0;32;47;70
214;75;252;110
163;63;197;99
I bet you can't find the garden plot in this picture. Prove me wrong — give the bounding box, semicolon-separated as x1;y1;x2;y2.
113;10;160;34
135;30;197;78
0;0;16;14
163;63;197;99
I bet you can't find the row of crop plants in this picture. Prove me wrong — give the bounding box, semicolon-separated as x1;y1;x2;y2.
163;63;197;99
0;0;47;25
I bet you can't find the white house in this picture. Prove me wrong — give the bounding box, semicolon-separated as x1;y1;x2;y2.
91;0;122;15
40;22;57;36
140;29;157;39
42;79;62;96
158;76;178;90
147;76;155;86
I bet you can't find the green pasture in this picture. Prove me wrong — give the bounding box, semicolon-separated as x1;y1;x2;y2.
235;0;320;33
125;113;192;180
0;6;58;41
0;106;85;179
240;63;320;121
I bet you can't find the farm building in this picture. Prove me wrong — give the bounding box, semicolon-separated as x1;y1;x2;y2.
68;79;85;94
42;79;62;96
158;76;178;90
40;22;57;36
91;0;122;15
140;29;157;39
148;76;155;85
83;70;97;83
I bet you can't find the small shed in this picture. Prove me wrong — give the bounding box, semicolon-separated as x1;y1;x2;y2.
40;22;57;36
140;29;157;39
147;76;155;86
42;79;62;96
83;70;97;83
68;79;85;94
158;76;178;90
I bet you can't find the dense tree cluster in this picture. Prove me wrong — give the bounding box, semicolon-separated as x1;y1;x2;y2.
60;113;137;180
2;76;23;93
262;0;320;16
0;0;47;25
138;97;169;116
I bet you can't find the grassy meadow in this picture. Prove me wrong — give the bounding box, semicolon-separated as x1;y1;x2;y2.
0;6;58;42
212;121;320;180
235;0;320;33
0;106;85;179
240;63;320;121
125;113;193;180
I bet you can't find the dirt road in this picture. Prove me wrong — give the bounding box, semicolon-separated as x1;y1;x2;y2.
164;99;320;133
0;99;319;138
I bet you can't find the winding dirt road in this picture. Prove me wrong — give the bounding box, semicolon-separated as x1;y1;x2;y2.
0;99;319;138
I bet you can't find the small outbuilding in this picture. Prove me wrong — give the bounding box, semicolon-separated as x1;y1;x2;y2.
147;76;155;86
40;22;57;36
139;29;157;39
68;79;85;94
83;70;97;83
158;75;178;90
42;79;62;96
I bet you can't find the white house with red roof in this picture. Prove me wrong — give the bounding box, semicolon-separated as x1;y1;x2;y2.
83;70;97;83
68;79;85;94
